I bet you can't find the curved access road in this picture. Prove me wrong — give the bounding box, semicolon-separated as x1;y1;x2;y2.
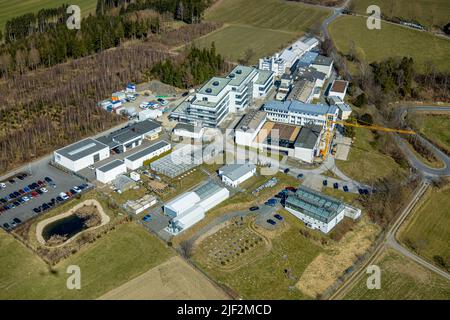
395;105;450;177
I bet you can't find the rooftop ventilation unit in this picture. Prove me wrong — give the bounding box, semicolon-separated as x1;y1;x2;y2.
229;74;235;78
212;81;220;86
205;88;212;93
236;69;242;74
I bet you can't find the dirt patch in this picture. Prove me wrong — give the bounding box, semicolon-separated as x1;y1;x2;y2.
296;216;380;297
98;256;229;300
35;199;110;247
386;255;431;283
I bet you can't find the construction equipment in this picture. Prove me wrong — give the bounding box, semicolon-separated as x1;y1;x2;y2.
320;117;416;160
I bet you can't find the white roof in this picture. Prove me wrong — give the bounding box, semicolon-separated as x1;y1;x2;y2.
164;192;200;214
173;205;205;227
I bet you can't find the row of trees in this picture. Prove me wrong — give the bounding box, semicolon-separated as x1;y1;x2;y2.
96;0;212;23
150;43;227;88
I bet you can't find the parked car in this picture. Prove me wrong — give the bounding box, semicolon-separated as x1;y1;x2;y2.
3;223;10;230
274;214;283;221
13;218;21;224
8;179;15;184
249;206;259;211
0;182;6;188
323;180;328;186
266;219;276;225
297;173;304;179
283;168;290;174
40;187;48;193
59;192;69;200
73;186;81;193
142;214;152;222
333;182;339;189
36;189;43;195
37;180;45;186
24;186;31;193
157;98;168;105
33;208;41;213
343;186;349;192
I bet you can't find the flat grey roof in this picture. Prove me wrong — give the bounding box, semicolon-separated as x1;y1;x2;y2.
263;100;337;115
96;120;161;147
55;138;108;161
198;77;230;96
313;55;333;67
97;159;125;173
295;125;322;149
255;69;273;85
236;110;267;132
227;65;255;87
194;180;224;201
219;163;256;181
125;141;169;162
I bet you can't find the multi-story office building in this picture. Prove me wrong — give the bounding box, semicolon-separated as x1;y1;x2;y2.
170;66;274;128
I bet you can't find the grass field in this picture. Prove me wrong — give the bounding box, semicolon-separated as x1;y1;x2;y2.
0;0;97;32
193;211;322;299
344;248;450;299
351;0;450;28
192;0;330;63
0;222;173;299
420;114;450;154
192;24;298;64
399;187;450;271
335;128;408;184
329;15;450;73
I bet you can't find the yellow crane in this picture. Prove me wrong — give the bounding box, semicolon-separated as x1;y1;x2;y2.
320;117;416;160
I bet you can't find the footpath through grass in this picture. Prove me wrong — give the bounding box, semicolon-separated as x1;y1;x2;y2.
0;222;173;299
329;15;450;73
344;248;450;299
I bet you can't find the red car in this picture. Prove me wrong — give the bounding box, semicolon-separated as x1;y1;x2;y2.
66;191;72;197
31;191;38;198
37;180;45;186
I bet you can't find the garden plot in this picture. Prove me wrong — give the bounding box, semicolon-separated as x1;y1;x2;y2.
196;218;269;271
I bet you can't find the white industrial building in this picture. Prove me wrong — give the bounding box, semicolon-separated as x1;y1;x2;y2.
54;138;110;172
328;80;349;100
164;181;230;234
328;96;353;120
170;65;274;128
138;109;162;121
235;110;268;147
218;163;256;188
124;140;171;170
285;186;361;233
173;123;205;140
311;55;334;79
96;120;162;154
259;36;319;76
235;110;324;163
263;100;339;130
95;159;127;184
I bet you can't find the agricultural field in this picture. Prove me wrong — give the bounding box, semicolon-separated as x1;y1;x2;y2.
344;248;450;299
192;25;298;64
399;186;450;271
99;256;229;300
329;15;450;73
351;0;450;29
0;0;97;32
0;222;173;299
192;213;323;299
335;128;408;184
193;0;330;63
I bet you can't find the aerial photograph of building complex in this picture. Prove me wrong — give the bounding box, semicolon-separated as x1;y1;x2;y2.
0;0;448;311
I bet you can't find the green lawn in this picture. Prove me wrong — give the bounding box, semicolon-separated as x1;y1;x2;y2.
399;187;450;271
345;248;450;299
0;222;173;299
420;114;450;154
192;24;299;64
329;15;450;73
335;128;407;184
0;0;97;32
196;0;330;63
351;0;450;29
193;211;322;299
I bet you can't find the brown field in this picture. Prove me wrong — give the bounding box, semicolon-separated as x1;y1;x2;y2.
98;256;229;300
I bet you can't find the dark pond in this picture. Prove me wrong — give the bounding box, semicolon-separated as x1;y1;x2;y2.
42;214;88;241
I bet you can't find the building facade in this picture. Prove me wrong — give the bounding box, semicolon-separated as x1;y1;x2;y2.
124;140;171;170
218;163;256;188
95;159;127;184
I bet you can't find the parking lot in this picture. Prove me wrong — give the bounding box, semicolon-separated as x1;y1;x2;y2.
0;157;89;230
